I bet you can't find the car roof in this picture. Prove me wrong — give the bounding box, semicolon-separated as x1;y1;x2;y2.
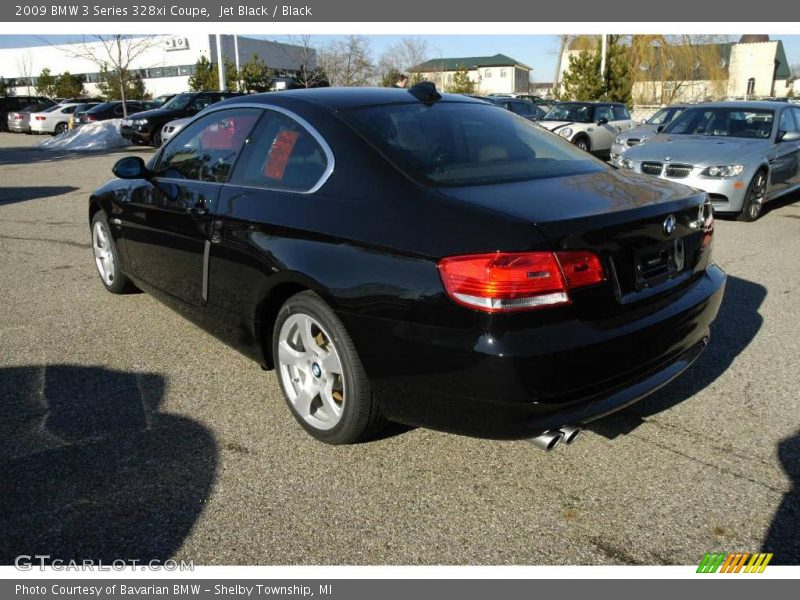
684;100;789;110
222;87;490;111
554;100;625;106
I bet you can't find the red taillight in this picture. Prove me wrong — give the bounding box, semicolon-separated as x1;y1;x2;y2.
556;250;605;288
14;115;23;121
87;115;97;121
438;251;604;313
34;116;46;120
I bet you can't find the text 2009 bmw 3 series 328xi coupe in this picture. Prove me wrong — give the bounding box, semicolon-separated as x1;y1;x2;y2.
88;83;726;448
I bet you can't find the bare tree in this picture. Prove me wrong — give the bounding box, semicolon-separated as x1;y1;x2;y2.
317;36;374;87
377;37;430;84
16;52;34;95
53;35;161;116
286;35;327;88
627;35;733;103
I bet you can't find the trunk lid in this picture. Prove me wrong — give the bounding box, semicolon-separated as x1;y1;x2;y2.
437;169;709;308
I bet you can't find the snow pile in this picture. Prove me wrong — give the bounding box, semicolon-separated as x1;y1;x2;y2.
35;119;130;151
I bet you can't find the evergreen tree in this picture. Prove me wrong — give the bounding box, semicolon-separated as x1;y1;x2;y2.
96;65;146;100
53;72;85;99
380;67;404;87
603;36;632;104
189;56;238;91
35;68;57;98
189;56;215;91
560;48;603;101
449;65;475;94
239;54;272;93
0;78;7;95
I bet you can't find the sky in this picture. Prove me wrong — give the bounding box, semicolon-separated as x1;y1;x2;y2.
1;34;799;83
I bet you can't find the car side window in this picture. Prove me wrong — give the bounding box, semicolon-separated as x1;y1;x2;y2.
596;106;613;122
779;109;798;133
612;105;630;120
792;108;800;131
155;108;263;183
230;110;330;193
190;95;213;111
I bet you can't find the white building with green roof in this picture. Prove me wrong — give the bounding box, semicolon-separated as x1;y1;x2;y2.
409;54;532;94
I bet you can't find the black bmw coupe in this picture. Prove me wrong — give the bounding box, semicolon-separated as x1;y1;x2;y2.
89;83;725;447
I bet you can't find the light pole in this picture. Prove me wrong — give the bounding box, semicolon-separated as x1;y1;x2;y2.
216;34;226;91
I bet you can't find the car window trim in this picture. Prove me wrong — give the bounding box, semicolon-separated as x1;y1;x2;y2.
220;102;336;195
153;106;265;184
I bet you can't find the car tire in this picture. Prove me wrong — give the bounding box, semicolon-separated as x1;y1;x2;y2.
90;212;134;294
54;122;68;135
151;130;162;147
574;136;590;152
272;290;385;444
738;170;767;222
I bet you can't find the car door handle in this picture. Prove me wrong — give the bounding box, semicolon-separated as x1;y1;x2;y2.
186;206;210;218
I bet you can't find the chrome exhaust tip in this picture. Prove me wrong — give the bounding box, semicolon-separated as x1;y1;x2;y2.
559;425;582;445
527;430;564;452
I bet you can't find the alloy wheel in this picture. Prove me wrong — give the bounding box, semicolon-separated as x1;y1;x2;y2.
92;220;115;286
277;313;346;431
749;172;766;220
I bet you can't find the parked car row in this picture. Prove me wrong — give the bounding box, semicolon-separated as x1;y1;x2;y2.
1;95;168;136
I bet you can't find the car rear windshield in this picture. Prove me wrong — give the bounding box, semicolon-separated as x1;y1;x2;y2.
339;102;603;187
663;107;775;139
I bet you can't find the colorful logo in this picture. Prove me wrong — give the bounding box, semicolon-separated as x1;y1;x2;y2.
697;552;773;573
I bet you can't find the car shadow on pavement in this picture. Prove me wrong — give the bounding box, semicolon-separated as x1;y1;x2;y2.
0;186;79;205
762;431;800;564
0;364;217;565
589;275;766;438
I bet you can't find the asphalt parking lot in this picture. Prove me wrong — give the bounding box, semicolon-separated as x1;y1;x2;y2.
0;131;798;566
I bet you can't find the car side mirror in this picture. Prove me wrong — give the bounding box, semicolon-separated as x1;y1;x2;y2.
597;117;609;125
656;124;666;133
113;156;148;179
778;130;800;143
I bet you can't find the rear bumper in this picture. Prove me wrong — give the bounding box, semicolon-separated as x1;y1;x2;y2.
7;122;28;133
339;264;726;439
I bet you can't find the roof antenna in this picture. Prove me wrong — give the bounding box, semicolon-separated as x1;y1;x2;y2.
408;81;442;103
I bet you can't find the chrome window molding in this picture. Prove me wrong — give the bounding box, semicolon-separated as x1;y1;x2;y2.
200;102;336;195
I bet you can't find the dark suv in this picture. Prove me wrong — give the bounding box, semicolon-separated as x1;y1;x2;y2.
120;91;243;146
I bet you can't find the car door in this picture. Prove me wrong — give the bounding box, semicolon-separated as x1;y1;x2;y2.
612;104;635;132
768;108;800;194
120;107;263;306
210;108;333;318
590;105;617;150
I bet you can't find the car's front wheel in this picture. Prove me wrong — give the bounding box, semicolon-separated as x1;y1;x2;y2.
738;170;767;222
91;212;133;294
574;136;590;152
151;130;162;147
272;291;384;444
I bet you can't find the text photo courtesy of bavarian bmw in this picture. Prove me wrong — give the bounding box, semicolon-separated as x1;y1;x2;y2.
88;83;725;449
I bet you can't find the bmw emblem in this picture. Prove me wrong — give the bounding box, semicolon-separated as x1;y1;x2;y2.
664;156;672;162
663;215;677;237
311;363;322;378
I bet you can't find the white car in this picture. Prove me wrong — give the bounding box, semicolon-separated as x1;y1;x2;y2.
29;103;83;135
539;101;636;156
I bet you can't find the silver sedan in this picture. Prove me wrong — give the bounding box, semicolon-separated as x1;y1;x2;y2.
610;104;688;163
620;101;800;221
159;117;191;145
